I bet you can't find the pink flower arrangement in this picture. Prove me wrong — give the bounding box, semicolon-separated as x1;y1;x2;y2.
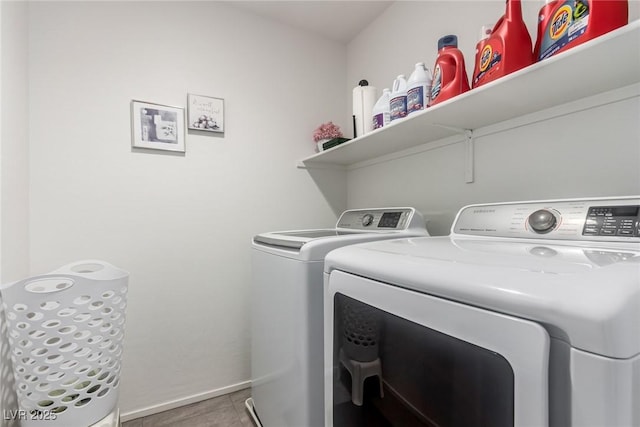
313;122;343;142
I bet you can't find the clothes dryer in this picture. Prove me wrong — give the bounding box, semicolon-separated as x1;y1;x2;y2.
247;208;428;427
324;197;640;427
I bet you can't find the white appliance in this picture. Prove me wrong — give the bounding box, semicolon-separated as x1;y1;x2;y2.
247;208;428;427
324;197;640;427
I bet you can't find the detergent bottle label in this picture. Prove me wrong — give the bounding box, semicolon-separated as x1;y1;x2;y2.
538;0;590;60
407;86;428;114
473;41;503;86
431;65;442;101
390;96;407;121
372;112;390;129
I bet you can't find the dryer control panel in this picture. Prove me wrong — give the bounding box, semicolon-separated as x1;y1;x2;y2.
583;205;639;237
453;197;640;242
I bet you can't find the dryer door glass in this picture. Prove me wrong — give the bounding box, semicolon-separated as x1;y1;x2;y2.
332;293;515;427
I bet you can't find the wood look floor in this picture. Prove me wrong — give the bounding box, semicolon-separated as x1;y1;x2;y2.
122;388;253;427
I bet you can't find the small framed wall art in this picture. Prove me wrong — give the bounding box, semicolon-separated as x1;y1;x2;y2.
187;94;224;133
131;100;185;152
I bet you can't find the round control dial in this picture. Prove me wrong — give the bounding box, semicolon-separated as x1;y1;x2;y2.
528;209;558;234
362;214;374;227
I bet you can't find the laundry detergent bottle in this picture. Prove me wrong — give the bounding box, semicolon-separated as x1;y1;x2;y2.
429;35;470;107
407;63;432;114
472;26;492;88
534;0;628;62
472;0;533;88
372;88;391;130
390;75;408;121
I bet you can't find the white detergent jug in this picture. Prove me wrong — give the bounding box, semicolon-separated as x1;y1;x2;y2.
407;62;432;114
372;88;391;130
389;74;407;122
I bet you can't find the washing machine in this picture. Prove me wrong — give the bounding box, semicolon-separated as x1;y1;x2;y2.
324;197;640;427
246;208;428;427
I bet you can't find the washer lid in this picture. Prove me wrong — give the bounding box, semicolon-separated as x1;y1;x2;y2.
325;236;640;359
254;229;369;250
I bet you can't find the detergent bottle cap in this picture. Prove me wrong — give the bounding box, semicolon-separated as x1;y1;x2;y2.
358;79;369;86
438;35;458;50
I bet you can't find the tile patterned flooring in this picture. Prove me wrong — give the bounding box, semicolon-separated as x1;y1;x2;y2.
121;388;253;427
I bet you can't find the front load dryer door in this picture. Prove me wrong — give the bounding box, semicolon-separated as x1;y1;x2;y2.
324;270;550;427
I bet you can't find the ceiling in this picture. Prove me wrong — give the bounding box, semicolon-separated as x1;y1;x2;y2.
227;1;394;44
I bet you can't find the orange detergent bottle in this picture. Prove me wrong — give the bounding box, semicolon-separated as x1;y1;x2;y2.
429;35;470;107
534;0;628;61
472;0;533;88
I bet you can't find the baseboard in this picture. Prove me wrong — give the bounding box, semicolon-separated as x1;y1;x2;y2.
120;380;251;422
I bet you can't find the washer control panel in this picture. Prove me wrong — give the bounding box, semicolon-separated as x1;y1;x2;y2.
453;197;640;241
336;208;421;231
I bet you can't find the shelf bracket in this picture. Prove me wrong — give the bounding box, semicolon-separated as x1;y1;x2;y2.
464;129;474;184
433;124;474;184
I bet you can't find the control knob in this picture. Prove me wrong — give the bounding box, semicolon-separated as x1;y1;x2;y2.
362;214;374;227
528;209;558;234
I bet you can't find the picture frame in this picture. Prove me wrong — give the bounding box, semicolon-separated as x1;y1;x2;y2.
131;100;185;152
187;94;224;133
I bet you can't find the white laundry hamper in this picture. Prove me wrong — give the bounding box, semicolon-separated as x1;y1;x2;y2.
0;260;128;427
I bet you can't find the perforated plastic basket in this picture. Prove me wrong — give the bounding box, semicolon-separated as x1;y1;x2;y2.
0;260;128;427
341;298;380;362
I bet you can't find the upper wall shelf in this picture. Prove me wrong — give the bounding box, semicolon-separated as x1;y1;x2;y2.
298;20;640;169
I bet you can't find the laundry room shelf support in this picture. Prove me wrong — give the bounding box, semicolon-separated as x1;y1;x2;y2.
465;129;474;183
431;124;474;184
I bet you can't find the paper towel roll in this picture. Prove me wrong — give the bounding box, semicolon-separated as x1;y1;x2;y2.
352;82;377;138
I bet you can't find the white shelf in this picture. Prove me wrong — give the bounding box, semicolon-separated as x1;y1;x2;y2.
299;20;640;169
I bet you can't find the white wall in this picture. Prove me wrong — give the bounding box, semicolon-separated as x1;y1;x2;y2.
27;1;347;416
1;1;29;425
346;1;640;235
1;0;30;284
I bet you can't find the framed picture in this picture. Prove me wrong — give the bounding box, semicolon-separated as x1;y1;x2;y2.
131;100;185;152
187;94;224;133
